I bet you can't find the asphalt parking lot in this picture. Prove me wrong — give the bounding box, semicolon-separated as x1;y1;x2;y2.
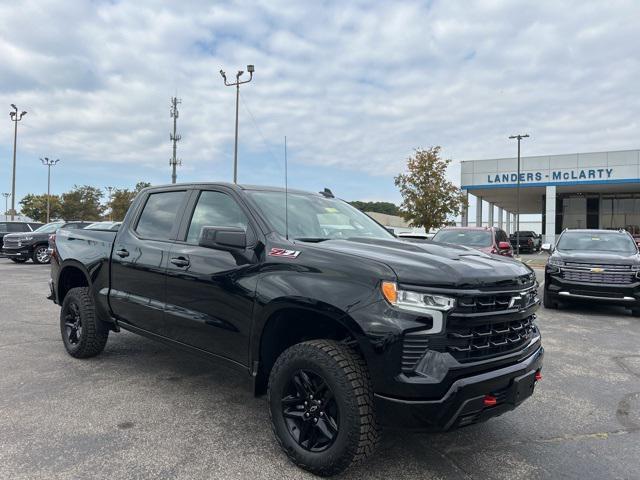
1;259;639;480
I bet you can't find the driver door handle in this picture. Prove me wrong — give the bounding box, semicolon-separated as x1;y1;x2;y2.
170;256;190;268
115;249;129;258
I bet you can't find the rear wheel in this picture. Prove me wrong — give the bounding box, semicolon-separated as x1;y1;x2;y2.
631;308;640;317
10;257;27;263
60;287;109;358
268;339;379;476
32;245;50;264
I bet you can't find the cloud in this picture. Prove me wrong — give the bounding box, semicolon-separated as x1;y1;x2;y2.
1;0;639;202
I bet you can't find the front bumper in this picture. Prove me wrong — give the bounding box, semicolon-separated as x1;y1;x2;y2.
375;346;543;430
545;269;640;307
1;247;32;259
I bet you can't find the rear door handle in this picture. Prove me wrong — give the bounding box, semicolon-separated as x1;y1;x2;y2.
170;257;190;267
116;249;129;258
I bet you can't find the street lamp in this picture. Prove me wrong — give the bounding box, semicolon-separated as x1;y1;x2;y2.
2;193;10;221
40;157;60;223
9;104;27;220
508;134;530;257
220;64;254;184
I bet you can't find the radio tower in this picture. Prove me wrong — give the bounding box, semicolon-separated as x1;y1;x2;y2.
170;97;182;184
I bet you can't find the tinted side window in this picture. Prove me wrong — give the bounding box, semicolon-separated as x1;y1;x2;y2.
136;191;186;240
7;223;28;232
186;191;248;244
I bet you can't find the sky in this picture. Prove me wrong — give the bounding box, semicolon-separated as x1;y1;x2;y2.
1;0;639;213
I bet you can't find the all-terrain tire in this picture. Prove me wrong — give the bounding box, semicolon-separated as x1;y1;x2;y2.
268;339;379;476
60;287;109;358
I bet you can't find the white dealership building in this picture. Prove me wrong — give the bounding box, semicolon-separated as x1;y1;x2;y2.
460;149;640;243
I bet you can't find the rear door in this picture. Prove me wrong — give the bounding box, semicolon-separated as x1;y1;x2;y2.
109;188;190;335
163;188;259;365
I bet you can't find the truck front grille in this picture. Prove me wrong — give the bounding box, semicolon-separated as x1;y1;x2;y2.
444;315;536;362
561;269;634;284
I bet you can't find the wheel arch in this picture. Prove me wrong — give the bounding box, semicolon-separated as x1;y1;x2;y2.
56;260;91;305
252;298;367;395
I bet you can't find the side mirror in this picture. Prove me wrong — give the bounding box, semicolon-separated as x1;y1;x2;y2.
199;226;246;251
541;243;553;253
498;241;511;250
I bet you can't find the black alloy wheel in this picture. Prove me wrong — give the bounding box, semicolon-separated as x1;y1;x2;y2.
64;301;83;345
281;369;339;452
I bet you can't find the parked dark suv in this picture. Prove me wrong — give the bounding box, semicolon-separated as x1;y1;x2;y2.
2;221;91;264
543;229;640;316
0;221;42;252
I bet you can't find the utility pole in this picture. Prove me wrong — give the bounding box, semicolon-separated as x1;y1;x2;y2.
9;104;27;220
104;186;114;221
220;65;254;183
2;193;10;221
170;97;182;184
40;157;60;223
508;134;530;257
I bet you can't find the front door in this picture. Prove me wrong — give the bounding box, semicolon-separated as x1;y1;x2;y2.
163;189;259;366
109;189;189;335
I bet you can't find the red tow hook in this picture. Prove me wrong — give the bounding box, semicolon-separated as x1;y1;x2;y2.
535;370;542;381
483;395;497;407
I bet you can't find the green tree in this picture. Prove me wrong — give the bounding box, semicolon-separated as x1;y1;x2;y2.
19;194;63;222
109;182;151;221
349;201;400;216
60;185;105;221
394;146;466;230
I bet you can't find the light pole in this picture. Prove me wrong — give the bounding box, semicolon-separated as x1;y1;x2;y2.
508;134;530;257
105;186;114;221
2;193;10;221
40;157;60;223
220;64;254;183
9;104;27;220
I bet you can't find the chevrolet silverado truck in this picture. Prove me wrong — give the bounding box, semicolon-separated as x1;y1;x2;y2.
49;183;543;476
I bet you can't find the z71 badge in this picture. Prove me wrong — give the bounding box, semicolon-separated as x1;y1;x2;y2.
268;248;301;259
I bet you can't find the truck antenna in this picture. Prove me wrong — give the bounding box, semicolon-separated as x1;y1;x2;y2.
284;136;289;241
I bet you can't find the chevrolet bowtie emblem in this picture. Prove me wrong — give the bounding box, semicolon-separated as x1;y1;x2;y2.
590;268;604;273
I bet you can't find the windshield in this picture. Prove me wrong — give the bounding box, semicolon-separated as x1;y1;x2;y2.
556;231;638;254
433;229;492;247
246;191;394;241
34;222;64;233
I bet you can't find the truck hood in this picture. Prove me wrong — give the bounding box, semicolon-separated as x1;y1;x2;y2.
2;232;49;241
555;250;640;266
305;237;535;290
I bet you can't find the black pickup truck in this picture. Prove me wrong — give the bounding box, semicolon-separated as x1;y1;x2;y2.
49;183;543;476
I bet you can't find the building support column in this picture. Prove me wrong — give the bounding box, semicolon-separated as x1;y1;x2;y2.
460;189;468;227
488;203;494;227
545;185;556;245
475;196;483;227
498;207;504;229
506;211;511;234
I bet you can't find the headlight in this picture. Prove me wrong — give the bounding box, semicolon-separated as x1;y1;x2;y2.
548;257;564;267
22;236;34;241
381;281;455;312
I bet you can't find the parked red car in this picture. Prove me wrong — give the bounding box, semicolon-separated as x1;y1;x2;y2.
432;226;514;257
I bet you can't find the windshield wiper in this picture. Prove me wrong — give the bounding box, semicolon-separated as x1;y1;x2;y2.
294;237;331;243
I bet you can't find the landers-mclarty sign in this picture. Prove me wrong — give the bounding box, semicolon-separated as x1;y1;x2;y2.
487;167;614;184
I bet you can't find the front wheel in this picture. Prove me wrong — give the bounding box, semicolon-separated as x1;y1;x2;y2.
32;245;51;264
543;289;558;309
268;340;379;476
60;287;109;358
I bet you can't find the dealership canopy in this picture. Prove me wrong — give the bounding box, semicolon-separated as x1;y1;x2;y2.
460;149;640;243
